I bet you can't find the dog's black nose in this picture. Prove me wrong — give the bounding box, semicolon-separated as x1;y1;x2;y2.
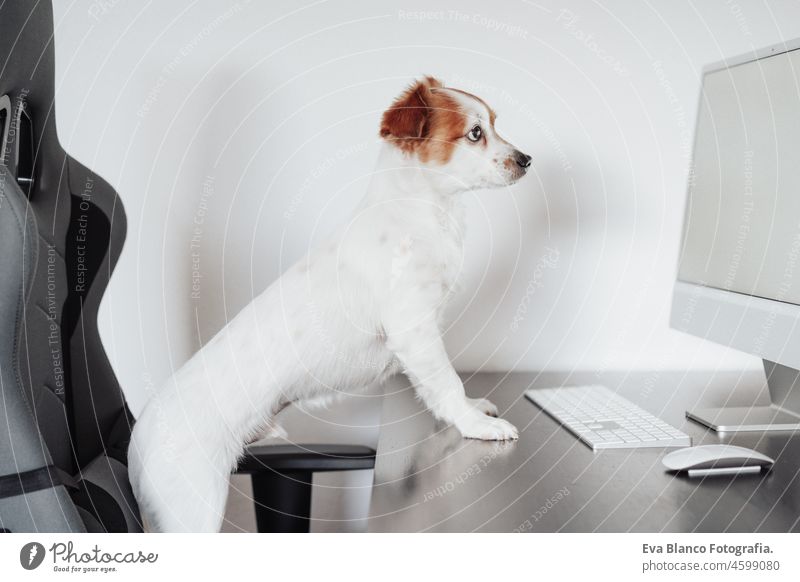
514;151;532;169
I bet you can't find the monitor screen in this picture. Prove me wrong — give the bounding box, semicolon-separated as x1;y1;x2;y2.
678;48;800;306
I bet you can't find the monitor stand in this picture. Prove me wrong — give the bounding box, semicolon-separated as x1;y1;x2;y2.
687;360;800;432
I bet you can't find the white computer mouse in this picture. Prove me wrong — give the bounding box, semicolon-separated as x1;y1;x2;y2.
663;444;774;476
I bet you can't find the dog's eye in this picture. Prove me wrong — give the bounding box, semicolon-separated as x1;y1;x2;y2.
466;125;482;142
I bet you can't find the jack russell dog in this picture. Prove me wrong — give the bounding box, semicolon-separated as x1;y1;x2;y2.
129;77;532;532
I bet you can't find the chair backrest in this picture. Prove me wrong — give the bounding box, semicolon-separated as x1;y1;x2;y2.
0;0;140;532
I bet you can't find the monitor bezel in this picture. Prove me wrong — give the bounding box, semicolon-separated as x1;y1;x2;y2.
702;39;800;75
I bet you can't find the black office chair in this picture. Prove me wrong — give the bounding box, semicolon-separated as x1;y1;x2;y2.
0;0;373;533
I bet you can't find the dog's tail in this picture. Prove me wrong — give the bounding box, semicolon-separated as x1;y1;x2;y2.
128;384;241;533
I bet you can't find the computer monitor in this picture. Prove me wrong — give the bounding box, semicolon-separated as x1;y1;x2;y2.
671;40;800;432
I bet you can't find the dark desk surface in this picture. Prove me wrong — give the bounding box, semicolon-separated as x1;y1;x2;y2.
367;371;800;532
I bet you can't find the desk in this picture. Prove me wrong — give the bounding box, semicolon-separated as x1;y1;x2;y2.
367;371;800;532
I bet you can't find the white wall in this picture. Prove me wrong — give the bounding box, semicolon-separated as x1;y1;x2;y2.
52;1;800;426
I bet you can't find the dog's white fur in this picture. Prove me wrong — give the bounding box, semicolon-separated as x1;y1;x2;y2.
128;78;530;532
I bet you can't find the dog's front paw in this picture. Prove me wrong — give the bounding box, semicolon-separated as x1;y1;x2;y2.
456;412;518;441
467;397;498;417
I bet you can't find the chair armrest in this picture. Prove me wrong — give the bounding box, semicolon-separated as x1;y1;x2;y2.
235;444;375;532
236;444;376;474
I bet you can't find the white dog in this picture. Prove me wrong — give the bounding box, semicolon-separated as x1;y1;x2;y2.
128;77;531;532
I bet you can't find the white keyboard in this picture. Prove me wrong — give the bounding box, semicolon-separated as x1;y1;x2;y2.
525;385;691;450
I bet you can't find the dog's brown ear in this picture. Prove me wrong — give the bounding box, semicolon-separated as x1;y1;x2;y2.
380;77;444;145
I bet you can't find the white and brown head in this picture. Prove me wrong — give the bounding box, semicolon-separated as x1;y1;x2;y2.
379;77;531;191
